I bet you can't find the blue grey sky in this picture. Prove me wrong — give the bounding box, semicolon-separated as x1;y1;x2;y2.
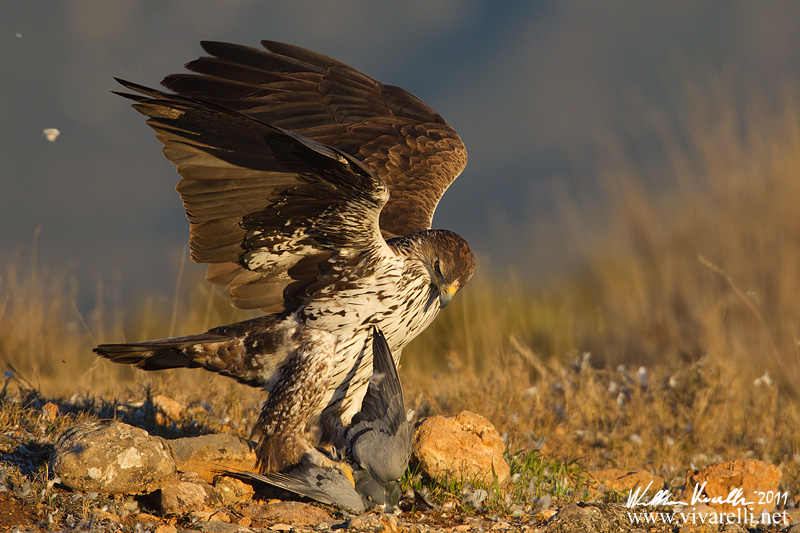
3;2;800;303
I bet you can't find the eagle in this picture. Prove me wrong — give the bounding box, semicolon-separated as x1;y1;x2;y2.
94;40;475;473
227;325;411;512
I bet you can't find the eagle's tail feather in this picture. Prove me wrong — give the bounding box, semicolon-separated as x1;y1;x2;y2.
94;316;288;388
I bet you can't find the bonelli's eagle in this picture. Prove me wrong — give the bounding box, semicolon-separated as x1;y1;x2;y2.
95;40;475;473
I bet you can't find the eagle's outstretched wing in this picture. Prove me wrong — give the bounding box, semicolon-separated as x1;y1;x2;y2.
115;80;390;312
159;40;467;239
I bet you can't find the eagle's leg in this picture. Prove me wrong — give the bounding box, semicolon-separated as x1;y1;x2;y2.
254;327;336;473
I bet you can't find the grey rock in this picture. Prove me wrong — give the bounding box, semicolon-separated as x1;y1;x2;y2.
50;421;175;494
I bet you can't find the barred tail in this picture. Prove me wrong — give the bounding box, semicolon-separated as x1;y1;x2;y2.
94;315;288;388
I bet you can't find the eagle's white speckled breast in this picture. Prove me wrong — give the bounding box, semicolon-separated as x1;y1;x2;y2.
296;252;437;425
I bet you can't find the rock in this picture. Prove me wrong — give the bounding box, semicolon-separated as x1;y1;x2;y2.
152;395;185;424
682;459;781;514
167;433;257;483
347;514;398;532
676;503;719;533
194;523;254;533
591;468;665;496
154;525;178;533
41;401;59;423
246;501;332;526
411;411;511;485
50;422;176;494
192;509;231;523
214;474;256;505
160;471;222;515
541;503;631;533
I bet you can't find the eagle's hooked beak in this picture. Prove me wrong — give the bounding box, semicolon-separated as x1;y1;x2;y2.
438;283;458;308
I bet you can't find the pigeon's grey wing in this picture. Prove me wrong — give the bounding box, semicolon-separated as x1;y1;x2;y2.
350;327;404;426
348;406;411;484
223;466;365;512
346;327;412;484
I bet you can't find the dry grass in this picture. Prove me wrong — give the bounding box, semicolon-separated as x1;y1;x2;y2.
2;75;800;518
401;78;800;493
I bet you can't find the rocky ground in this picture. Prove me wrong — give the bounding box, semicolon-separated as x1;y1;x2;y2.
1;386;797;533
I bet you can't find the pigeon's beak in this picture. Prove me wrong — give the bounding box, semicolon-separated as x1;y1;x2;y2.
438;283;458;308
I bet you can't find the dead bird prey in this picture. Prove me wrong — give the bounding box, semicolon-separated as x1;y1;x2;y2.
94;39;474;473
226;327;411;512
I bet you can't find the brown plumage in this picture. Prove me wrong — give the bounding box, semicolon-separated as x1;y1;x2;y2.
95;40;475;473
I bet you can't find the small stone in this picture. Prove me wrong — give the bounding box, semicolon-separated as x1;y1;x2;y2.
538;509;557;520
41;402;59;423
785;508;800;524
677;503;718;533
411;411;511;485
92;510;121;523
192;510;215;521
154;526;178;533
542;503;631;532
347;514;397;532
50;422;175;494
214;474;255;505
682;459;781;514
153;395;185;423
160;472;222;515
194;522;253;533
269;524;293;531
246;501;331;526
133;512;161;524
209;511;231;523
168;433;256;483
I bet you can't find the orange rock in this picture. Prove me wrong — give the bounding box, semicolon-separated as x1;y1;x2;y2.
682;459;782;514
411;411;511;485
41;402;59;423
152;395;184;424
246;501;331;525
167;433;256;483
214;474;255;505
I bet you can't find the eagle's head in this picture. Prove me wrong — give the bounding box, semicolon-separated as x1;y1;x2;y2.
393;229;475;309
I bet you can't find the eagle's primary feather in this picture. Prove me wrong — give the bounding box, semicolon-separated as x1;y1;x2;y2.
95;40;475;473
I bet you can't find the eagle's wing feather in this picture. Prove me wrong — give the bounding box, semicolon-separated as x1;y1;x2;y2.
160;40;467;237
115;79;389;312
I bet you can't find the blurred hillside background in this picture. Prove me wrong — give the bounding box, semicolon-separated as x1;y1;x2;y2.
3;1;800;401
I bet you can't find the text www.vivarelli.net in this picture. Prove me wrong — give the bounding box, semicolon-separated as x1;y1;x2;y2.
627;509;788;527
